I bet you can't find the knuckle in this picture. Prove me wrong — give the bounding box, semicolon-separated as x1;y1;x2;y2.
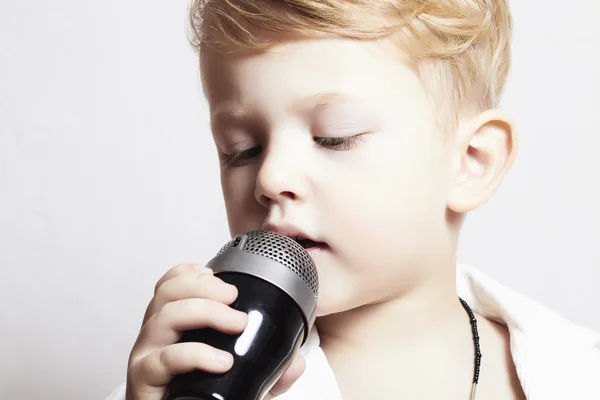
175;262;197;272
155;263;197;294
143;298;157;323
138;358;155;383
156;301;177;324
153;280;172;302
130;357;148;383
158;348;168;369
196;271;214;284
178;263;200;278
161;299;175;315
153;280;163;295
153;276;170;295
199;277;224;298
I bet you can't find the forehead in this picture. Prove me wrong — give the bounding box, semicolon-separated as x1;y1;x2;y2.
201;38;422;113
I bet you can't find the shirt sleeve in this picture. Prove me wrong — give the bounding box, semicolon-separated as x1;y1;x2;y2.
105;382;126;400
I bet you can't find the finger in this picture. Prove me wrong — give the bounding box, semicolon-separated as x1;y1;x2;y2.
137;298;248;350
142;264;212;325
145;273;238;325
133;342;234;388
154;263;212;295
267;353;306;398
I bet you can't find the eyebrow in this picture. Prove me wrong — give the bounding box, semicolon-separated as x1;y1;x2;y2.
210;105;255;134
211;103;248;121
311;92;352;105
303;92;374;113
210;92;367;128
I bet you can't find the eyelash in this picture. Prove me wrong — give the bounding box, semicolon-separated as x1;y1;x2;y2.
313;135;364;151
220;135;365;167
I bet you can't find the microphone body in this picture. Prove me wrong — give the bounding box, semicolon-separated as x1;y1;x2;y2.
165;231;319;400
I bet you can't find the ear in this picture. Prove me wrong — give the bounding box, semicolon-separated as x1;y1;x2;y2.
447;109;518;213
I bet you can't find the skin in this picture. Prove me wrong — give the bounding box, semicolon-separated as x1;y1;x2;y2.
126;36;525;399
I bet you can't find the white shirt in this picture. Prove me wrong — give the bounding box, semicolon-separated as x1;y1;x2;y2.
106;264;600;400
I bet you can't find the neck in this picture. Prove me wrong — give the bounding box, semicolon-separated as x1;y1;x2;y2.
316;264;465;353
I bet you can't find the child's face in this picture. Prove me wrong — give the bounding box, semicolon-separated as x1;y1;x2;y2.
203;38;458;316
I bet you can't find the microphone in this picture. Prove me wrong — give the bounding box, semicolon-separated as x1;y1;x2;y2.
165;230;319;400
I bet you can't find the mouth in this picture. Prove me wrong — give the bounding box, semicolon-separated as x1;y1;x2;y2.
261;223;327;253
290;236;327;251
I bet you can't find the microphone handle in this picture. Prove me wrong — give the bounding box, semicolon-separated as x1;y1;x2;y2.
165;272;306;400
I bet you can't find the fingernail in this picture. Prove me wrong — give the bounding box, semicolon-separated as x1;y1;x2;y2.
214;351;233;368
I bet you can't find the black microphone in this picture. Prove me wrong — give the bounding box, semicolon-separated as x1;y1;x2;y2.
165;230;319;400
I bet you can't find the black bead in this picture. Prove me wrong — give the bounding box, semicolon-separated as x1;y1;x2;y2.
459;296;481;394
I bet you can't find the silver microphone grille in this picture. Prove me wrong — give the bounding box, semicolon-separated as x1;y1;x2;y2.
216;230;319;297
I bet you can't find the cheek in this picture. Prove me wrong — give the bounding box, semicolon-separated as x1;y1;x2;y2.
321;132;450;266
330;134;447;216
220;169;260;234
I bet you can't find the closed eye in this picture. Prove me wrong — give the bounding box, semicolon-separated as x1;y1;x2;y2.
314;135;364;151
220;146;262;167
220;134;365;168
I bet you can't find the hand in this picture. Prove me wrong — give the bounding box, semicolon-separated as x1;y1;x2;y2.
125;263;305;400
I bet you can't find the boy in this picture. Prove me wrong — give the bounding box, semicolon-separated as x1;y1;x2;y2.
108;0;600;399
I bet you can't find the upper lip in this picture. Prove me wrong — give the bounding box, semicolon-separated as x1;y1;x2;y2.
261;222;321;243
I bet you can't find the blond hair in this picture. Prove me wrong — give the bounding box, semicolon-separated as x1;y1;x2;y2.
188;0;512;128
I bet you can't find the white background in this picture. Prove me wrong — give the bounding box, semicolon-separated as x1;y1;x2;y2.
1;1;599;398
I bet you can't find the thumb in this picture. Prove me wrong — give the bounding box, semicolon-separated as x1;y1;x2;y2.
265;353;306;399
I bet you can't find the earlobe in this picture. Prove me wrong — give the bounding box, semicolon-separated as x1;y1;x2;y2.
447;109;518;213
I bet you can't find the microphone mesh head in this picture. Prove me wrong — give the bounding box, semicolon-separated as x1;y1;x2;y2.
216;231;319;297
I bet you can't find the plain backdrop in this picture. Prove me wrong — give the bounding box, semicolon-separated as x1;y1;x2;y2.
1;0;599;398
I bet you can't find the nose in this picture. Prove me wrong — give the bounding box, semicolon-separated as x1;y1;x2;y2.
254;139;310;208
